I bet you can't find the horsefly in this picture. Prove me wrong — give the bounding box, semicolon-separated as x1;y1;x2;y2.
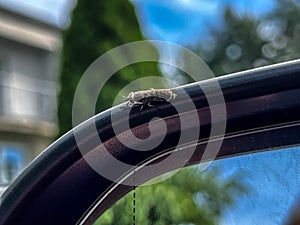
121;88;176;111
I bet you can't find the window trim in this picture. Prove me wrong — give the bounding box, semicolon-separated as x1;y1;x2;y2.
1;59;300;225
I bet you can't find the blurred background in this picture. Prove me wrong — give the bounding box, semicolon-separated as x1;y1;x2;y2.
0;0;300;224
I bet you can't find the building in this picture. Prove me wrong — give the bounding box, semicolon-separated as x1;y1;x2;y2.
0;6;62;194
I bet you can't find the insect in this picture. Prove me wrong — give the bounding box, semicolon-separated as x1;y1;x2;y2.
121;88;176;111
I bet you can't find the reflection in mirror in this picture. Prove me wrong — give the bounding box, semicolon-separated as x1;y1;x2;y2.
93;146;300;225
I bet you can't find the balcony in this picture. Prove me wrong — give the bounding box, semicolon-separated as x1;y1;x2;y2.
0;70;57;136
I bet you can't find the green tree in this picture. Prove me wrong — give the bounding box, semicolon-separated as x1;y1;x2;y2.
57;0;161;136
195;0;300;76
95;168;247;225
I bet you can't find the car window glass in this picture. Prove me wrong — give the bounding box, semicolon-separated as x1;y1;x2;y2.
93;146;300;225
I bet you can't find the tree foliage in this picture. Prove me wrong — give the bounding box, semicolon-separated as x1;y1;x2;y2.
195;0;300;76
94;168;247;225
57;0;161;136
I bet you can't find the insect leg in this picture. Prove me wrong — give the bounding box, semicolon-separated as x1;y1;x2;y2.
120;105;130;110
147;102;155;107
119;101;133;110
139;102;147;111
138;102;148;116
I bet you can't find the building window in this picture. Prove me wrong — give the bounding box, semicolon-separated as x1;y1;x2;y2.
0;72;57;122
0;144;27;186
0;53;10;72
0;58;3;71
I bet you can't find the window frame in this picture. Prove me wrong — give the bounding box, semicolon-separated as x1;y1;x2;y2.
1;60;300;225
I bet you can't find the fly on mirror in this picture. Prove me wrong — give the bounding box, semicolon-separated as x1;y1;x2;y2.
121;88;177;112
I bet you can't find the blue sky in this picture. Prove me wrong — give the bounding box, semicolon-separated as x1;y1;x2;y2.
132;0;277;45
1;0;299;224
212;147;300;224
132;0;223;46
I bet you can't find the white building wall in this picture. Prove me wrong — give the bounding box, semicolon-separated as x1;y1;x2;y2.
0;6;62;195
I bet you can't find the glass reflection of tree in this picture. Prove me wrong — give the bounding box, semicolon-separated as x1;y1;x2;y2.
5;152;20;183
0;149;23;186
